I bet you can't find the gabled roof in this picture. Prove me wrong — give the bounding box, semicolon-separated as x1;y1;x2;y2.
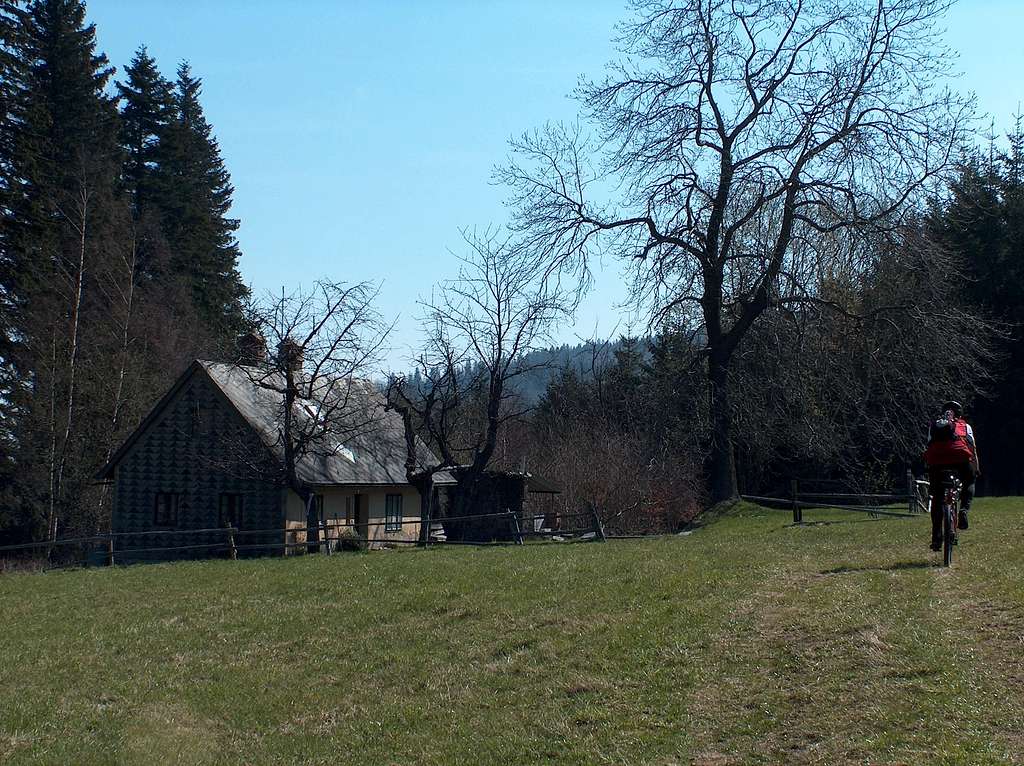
96;360;455;487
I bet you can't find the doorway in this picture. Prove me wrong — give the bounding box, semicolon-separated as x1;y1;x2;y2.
354;493;368;540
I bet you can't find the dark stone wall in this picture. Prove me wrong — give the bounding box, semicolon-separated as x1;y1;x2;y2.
112;370;283;562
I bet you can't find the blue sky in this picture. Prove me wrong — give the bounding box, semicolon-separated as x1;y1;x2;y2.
86;1;1024;370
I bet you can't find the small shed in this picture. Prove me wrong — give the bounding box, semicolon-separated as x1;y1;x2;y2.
442;468;562;541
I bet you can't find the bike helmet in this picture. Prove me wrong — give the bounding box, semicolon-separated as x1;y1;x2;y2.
941;400;963;417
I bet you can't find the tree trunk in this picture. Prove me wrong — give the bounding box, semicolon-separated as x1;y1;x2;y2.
52;178;90;542
416;477;433;544
708;351;738;504
96;234;138;533
304;489;321;553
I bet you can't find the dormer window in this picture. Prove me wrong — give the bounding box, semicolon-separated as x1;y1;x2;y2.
333;442;355;463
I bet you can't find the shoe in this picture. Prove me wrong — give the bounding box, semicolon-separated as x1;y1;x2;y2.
958;509;969;530
930;538;942;552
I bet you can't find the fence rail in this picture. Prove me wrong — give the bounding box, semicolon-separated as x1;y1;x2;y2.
0;506;606;570
742;471;930;523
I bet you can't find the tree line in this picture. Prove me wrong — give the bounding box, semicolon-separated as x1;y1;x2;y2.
513;135;1024;528
2;0;1021;547
0;0;247;543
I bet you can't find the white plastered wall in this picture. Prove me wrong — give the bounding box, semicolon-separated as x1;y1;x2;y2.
283;485;422;545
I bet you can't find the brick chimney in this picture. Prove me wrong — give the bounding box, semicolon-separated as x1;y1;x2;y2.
238;330;268;365
276;337;304;375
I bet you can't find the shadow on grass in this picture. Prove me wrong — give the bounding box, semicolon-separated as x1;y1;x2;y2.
820;560;941;575
787;518;885;527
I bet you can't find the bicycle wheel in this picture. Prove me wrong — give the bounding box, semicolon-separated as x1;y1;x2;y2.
943;502;954;567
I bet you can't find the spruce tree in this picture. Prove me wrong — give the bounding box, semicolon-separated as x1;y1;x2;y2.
0;0;26;537
927;124;1024;495
5;0;119;293
116;45;173;216
156;61;247;341
2;0;124;540
0;0;26;357
0;1;23;183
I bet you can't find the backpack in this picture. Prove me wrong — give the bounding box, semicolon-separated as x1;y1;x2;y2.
923;416;973;466
929;417;956;442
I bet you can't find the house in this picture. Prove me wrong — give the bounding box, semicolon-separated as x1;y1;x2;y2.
95;360;454;562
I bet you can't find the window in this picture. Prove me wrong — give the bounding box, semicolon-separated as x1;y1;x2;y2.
154;493;181;527
219;493;243;529
385;494;403;532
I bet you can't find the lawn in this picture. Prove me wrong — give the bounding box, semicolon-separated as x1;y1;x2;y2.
1;499;1022;765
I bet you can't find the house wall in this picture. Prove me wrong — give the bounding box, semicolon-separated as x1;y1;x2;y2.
111;372;283;561
284;485;423;548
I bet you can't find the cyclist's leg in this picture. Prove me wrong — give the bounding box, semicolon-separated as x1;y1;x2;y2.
928;466;943;548
957;462;975;509
958;461;975;529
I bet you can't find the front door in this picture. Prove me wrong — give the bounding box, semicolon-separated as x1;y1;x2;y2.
354;493;368;540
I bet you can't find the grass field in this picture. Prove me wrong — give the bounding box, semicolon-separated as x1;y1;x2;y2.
1;499;1022;765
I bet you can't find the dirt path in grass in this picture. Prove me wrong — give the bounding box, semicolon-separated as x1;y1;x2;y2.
944;580;1024;763
686;547;1024;765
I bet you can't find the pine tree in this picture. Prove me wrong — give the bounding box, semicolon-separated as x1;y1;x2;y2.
155;61;247;342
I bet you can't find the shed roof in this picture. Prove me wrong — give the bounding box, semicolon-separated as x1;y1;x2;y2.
526;473;562;494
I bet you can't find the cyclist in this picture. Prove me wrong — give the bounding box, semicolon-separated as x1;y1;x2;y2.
922;400;979;551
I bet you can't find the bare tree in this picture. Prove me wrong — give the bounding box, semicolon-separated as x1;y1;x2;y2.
387;230;570;532
499;0;973;502
237;280;390;547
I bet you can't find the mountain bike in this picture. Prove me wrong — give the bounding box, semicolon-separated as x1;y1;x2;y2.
938;470;962;567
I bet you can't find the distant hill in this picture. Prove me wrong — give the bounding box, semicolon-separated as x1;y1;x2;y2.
509;340;625;403
402;338;644;405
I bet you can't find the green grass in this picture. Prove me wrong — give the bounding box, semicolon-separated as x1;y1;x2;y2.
1;499;1022;765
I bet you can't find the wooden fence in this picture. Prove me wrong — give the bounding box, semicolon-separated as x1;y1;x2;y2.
0;507;606;571
741;470;930;523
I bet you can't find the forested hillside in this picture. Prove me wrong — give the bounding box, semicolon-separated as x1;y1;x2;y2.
0;1;247;543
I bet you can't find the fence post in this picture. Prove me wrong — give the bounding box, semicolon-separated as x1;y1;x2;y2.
906;469;915;514
791;479;801;524
511;510;524;545
590;507;607;542
106;536;115;567
225;525;237;560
